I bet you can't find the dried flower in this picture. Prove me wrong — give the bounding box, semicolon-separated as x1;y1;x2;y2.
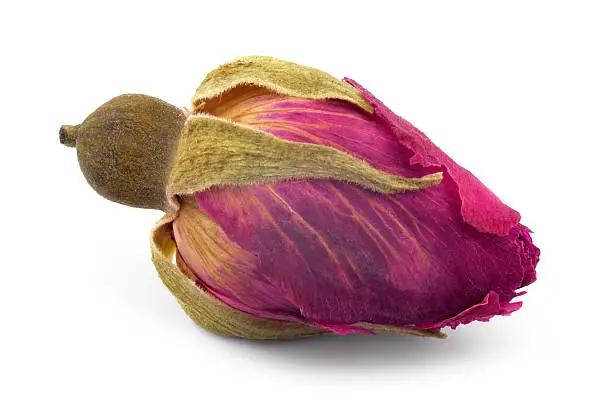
61;56;539;339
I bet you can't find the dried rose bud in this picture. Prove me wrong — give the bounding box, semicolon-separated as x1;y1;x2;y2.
61;56;539;339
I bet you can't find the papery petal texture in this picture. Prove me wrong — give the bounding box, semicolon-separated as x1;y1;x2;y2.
345;79;521;236
174;85;539;332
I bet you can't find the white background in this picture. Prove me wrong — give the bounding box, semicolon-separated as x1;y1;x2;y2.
1;1;610;406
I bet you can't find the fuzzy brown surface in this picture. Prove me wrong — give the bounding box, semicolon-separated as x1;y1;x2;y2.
64;94;185;210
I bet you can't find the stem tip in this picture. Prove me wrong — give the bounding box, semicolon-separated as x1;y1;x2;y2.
59;125;78;147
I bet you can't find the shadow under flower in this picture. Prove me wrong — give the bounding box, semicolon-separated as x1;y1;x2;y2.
212;325;511;371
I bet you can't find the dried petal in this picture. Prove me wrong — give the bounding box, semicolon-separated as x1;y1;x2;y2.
192;56;373;114
171;84;539;332
170;200;444;338
183;184;535;330
167;115;442;197
346;79;521;236
152;213;328;339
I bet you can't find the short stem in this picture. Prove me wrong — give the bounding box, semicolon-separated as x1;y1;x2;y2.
59;125;79;147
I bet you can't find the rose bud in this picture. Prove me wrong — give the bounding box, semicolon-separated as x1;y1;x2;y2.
60;56;539;339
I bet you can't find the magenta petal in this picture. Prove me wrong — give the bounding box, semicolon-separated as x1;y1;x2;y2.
177;85;539;332
345;78;521;236
225;92;435;182
415;291;523;330
193;179;537;330
517;227;539;287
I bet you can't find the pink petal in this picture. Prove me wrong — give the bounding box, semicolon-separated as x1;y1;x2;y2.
175;85;539;331
191;179;537;330
344;79;521;236
415;291;523;330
